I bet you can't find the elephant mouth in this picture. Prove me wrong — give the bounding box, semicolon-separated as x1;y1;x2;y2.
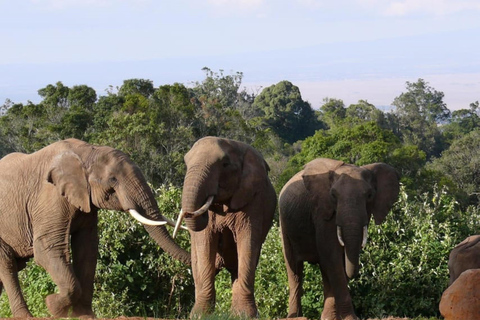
336;225;368;248
173;195;214;238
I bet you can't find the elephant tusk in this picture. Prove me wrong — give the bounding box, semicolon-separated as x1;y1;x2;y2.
162;215;188;230
128;209;168;226
173;195;214;238
189;195;214;218
173;209;187;239
361;225;368;248
337;226;345;247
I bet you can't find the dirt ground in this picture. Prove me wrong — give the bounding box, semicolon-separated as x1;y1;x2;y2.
6;317;413;320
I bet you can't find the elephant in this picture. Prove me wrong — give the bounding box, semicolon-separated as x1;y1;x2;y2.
448;235;480;285
173;136;276;317
279;158;400;320
0;138;190;318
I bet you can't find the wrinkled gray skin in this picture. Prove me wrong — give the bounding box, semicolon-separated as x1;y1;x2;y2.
279;158;399;320
180;137;276;317
0;139;189;318
448;235;480;285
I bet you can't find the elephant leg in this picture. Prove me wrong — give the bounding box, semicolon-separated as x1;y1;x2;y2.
320;270;336;320
0;240;31;317
318;247;356;319
282;235;304;318
190;231;219;316
316;224;357;320
34;234;81;317
231;229;261;317
70;223;98;318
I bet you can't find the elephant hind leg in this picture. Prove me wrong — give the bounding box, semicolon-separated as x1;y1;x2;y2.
281;234;304;318
0;240;32;317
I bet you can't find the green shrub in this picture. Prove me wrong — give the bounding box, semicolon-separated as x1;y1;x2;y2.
93;184;194;318
350;185;479;318
1;183;477;319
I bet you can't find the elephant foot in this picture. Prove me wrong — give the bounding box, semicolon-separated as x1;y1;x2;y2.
287;312;301;318
231;299;258;318
12;309;33;318
46;293;71;317
191;301;215;318
321;299;336;320
72;304;96;318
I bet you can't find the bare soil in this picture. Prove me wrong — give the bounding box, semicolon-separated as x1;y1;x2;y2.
7;317;414;320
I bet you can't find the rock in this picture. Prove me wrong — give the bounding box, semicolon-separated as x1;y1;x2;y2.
439;268;480;320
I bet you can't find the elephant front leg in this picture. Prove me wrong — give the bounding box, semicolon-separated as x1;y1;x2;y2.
231;232;262;318
70;223;98;317
319;261;357;320
191;231;219;316
34;235;82;317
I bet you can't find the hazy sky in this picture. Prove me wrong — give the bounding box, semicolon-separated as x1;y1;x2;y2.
1;0;479;110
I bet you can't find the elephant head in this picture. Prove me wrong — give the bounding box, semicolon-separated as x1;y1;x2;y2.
47;139;190;264
174;136;269;236
302;158;399;278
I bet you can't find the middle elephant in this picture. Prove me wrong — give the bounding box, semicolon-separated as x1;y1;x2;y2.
174;136;276;317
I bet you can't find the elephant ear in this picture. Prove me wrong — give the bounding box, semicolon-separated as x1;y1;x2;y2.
362;163;400;225
230;147;269;211
47;151;91;213
302;158;344;220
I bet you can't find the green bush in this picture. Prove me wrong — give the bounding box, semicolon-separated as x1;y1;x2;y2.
350;185;479;319
93;184;194;318
1;184;477;319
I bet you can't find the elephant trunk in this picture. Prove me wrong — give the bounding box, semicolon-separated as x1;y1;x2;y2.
180;164;216;233
125;175;191;265
337;224;366;279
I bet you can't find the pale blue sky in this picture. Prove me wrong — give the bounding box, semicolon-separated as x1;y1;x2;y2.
1;0;479;110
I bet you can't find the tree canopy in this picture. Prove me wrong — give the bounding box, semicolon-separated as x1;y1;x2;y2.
1;71;479;319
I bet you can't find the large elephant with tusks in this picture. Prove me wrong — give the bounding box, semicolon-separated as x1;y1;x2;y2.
0;139;189;318
174;136;276;317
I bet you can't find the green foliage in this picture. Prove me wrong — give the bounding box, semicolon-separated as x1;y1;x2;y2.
94;184;194;318
278;121;405;189
391;79;450;159
441;101;479;145
0;261;55;317
253;80;323;144
350;185;479;319
1;73;479;320
427;129;480;205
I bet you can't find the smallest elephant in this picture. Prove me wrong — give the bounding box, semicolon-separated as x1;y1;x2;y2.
448;235;480;285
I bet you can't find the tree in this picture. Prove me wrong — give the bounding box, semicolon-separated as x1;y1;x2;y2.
391;79;450;158
319;97;346;128
118;79;155;98
37;81;70;109
58;85;97;139
253;80;323;144
428;129;480;204
345;99;387;128
441;101;480;145
190;68;261;142
279;122;409;188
